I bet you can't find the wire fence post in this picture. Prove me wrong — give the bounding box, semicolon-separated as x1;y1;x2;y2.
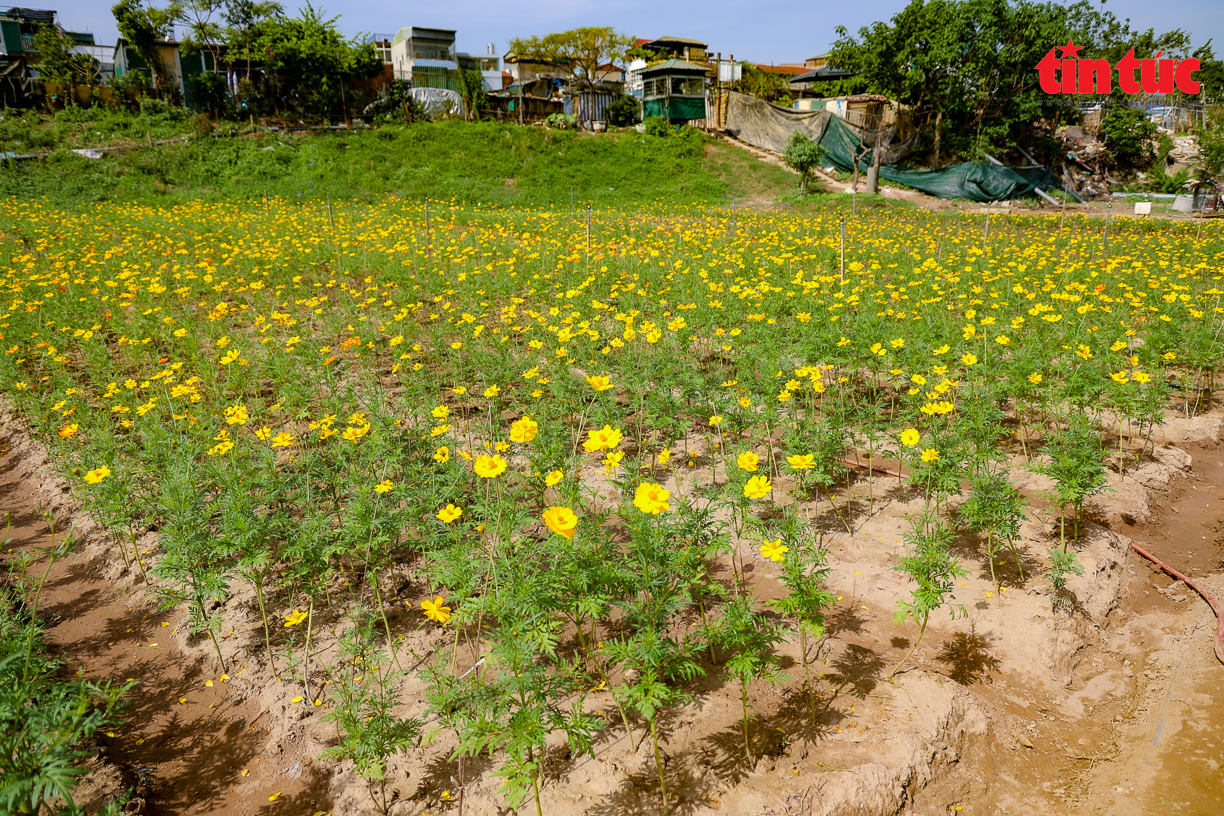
731;194;736;237
586;204;591;255
1060;186;1067;231
1102;202;1111;252
983;209;990;245
425;202;430;255
327;196;334;231
264;186;268;211
839;218;845;284
571;186;575;219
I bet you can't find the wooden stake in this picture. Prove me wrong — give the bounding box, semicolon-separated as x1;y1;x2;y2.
839;218;845;283
327;196;334;230
586;204;591;255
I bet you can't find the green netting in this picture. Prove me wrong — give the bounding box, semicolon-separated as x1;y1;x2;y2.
724;92;1062;203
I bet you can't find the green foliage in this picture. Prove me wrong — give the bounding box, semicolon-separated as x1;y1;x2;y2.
321;609;422;809
0;119;734;206
830;0;1191;162
507;27;635;120
0;569;133;815
959;469;1027;590
890;509;967;677
32;25;100;91
1030;414;1108;549
605;95;641;127
1102;104;1158;171
733;63;792;106
1047;548;1085;612
455;69;489;121
782;131;826;194
112;0;182;97
643;115;671;137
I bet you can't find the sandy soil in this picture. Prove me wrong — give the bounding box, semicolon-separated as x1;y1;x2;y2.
3;393;1223;816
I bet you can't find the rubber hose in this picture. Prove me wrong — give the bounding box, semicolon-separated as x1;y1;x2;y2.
1130;541;1224;666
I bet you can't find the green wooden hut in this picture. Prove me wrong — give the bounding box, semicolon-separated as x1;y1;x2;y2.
641;59;707;122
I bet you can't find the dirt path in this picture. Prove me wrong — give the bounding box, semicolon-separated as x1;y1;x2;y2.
5;396;1224;816
1;423;328;815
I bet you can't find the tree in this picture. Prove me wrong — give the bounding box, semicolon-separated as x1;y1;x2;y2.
112;0;183;98
829;0;1192;166
455;68;488;122
32;24;100;101
782;131;826;194
733;63;792;106
246;3;381;123
222;0;283;81
507;27;635;127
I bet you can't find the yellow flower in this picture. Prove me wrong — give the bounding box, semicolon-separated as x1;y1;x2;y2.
759;539;789;562
545;469;564;486
270;431;294;448
254;426;272;440
374;480;394;493
509;416;539;443
900;428;920;447
84;465;111;484
219;348;240;365
473;454;508;479
483;384;500;398
1075;344;1093;360
58;423;78;438
582;425;622;452
421;596;452;624
995;335;1010;345
1132;371;1151;384
656;448;671;466
602;450;624;472
586;375;613;391
786;454;815;470
933;344;950;355
223;405;249;425
921;448;940;463
777;389;793;402
744;475;772;499
431;405;449;419
283;608;307;627
960;353;977;366
737;451;760;472
633;482;671;514
342;424;370;442
431;424;450;437
543;506;579;539
437;503;462;523
709;415;723;426
433;446;450;463
1109;371;1130;384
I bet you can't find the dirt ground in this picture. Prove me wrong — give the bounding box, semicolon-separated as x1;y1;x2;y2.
3;393;1223;816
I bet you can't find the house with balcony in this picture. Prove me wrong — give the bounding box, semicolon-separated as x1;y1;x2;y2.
391;27;500;91
0;7;113;77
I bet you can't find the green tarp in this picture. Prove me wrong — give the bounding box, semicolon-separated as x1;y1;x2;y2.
724;92;1062;203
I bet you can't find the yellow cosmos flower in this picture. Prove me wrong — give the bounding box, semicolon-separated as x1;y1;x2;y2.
921;448;940;463
1028;373;1043;385
900;428;920;447
270;431;294;448
737;451;760;472
223;405;249;425
283;608;307;627
634;482;671;514
434;446;450;463
744;475;772;499
483;385;500;398
709;415;723;426
473;454;508;479
374;480;394;493
583;425;622;452
933;344;950;355
543;506;579;539
995;335;1010;345
431;405;449;419
759;539;789;562
656;448;671;466
1109;371;1129;384
603;450;624;472
786;454;815;470
509;416;539;443
58;423;79;438
437;503;462;523
586;375;613;391
1132;371;1151;384
342;424;370;442
960;353;977;366
545;469;564;486
219;348;240;365
84;465;111;484
421;596;452;624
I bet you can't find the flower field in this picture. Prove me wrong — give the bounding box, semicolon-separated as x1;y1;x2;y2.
2;196;1223;813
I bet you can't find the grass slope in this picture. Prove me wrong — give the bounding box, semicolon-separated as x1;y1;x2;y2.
0;114;800;207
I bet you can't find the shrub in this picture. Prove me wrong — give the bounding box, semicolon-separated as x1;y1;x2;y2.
605;95;641;127
782;131;826;194
643;116;670;137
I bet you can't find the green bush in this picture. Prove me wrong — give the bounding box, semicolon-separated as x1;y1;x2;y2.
643;116;671;137
1102;104;1157;171
605;95;641;127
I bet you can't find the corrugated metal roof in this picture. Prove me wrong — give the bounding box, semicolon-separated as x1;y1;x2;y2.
640;59;708;75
